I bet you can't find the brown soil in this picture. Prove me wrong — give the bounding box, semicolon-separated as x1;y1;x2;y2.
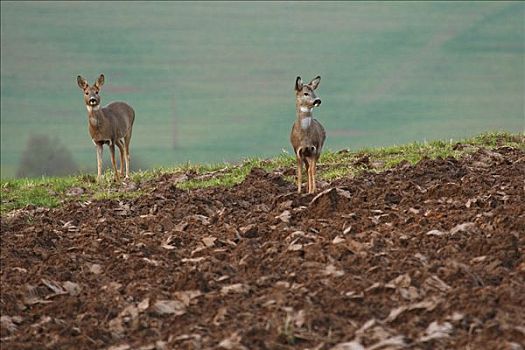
1;147;524;350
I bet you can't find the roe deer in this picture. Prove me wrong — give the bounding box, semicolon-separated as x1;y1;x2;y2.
77;74;135;182
290;76;326;194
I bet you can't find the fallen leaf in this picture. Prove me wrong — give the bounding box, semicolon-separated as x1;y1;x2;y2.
138;298;150;312
174;222;189;232
202;236;217;247
107;345;131;350
470;256;487;263
174;290;202;306
0;315;18;333
368;335;407;350
423;276;451;293
173;334;202;342
239;224;258;237
218;332;247;350
41;279;67;295
419;321;453;342
323;264;345;277
108;304;140;336
386;274;411;289
330;341;365;350
426;229;446;236
181;257;206;263
365;282;382;292
220;283;249;295
311;188;352;206
161;243;176;250
62;281;82;296
89;263;103;274
12;267;27;273
142;258;161;266
385;299;440;322
23;284;52;305
408;207;420;214
332;236;345;244
294;309;306;328
155;340;167;350
346;239;365;254
399;286;420;301
189;214;210;225
450;222;477;235
344;291;364;299
151;300;186;316
276;210;291;223
213;307;228;326
288;243;303;251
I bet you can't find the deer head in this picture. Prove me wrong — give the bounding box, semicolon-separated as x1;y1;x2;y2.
295;76;321;112
77;74;105;111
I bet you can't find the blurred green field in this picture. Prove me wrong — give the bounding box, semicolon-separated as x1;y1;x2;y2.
1;1;524;178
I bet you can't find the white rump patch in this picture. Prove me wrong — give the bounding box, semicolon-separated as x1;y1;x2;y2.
301;117;312;129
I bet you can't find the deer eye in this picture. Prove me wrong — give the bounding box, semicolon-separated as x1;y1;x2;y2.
303;92;309;96
85;92;89;95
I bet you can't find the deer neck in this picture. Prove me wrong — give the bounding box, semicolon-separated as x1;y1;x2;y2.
296;104;313;130
86;105;104;129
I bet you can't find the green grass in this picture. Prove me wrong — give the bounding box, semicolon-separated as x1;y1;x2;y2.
1;2;524;178
2;131;523;215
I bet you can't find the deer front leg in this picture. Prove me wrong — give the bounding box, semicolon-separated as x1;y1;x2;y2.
296;156;302;194
307;158;314;194
109;143;120;182
96;143;103;182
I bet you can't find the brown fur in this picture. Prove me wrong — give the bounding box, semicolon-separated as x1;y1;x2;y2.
77;74;135;182
290;76;326;194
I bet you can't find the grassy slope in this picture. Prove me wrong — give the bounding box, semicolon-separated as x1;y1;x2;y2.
1;2;524;178
1;131;523;214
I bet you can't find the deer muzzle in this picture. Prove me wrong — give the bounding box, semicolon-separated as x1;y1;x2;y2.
313;99;321;107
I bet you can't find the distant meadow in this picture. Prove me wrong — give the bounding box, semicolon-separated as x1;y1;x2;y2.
1;1;523;178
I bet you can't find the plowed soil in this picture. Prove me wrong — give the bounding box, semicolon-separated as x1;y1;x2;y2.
1;147;524;350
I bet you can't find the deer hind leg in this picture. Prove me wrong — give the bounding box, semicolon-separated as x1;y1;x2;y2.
311;158;317;193
307;158;314;193
109;143;120;182
96;143;103;182
302;158;310;194
124;133;131;178
116;138;127;177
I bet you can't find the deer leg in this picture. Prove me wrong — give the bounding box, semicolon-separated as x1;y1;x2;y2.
307;158;314;194
125;134;131;179
109;143;120;182
296;156;303;194
311;158;317;193
96;143;103;182
116;139;125;177
304;158;310;194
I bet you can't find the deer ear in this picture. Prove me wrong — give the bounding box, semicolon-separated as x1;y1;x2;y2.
295;76;303;91
95;74;105;88
309;76;321;90
77;75;88;90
